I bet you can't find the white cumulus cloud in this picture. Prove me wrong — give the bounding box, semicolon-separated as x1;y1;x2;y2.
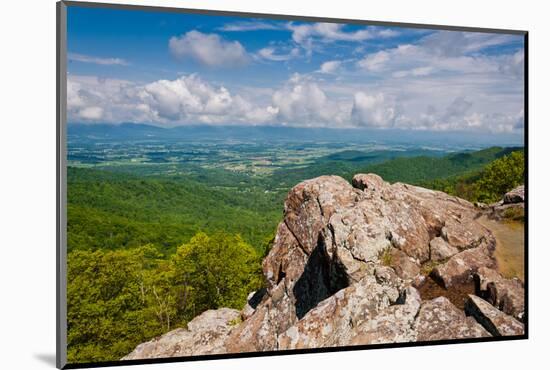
168;31;249;67
67;66;524;133
351;92;399;128
271;74;348;126
78;106;104;120
319;60;342;74
67;74;277;125
218;21;282;32
287;23;399;56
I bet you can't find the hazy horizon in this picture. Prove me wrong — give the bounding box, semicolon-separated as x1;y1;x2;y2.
67;121;524;149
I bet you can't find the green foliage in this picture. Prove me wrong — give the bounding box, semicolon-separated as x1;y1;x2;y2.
67;245;173;363
67;232;263;363
420;260;442;276
270;148;448;187
424;150;525;204
471;151;525;203
67;147;518;256
173;232;263;312
68;167;283;255
355;146;519;185
502;207;525;222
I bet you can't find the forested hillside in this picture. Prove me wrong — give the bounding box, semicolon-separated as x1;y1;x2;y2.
355;146;520;184
424;150;525;204
68;167;283;255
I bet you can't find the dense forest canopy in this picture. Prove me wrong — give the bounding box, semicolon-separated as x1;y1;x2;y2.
68;233;263;362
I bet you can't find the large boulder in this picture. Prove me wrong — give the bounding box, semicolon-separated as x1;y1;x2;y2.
388;248;420;280
282;175;359;256
414;297;491;341
277;275;400;349
465;295;524;336
430;243;496;289
349;287;421;345
487;279;525;322
487;185;525;221
473;267;525;322
429;237;459;262
441;218;493;251
503;185;525;204
122;308;240;360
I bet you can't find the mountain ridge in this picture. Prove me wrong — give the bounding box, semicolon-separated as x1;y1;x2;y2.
67;122;524;147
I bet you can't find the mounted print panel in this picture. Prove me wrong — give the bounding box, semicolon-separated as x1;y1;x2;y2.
57;1;527;368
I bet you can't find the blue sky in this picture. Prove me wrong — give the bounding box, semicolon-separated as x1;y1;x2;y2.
67;5;525;135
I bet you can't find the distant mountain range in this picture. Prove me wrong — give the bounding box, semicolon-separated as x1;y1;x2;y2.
67;122;524;148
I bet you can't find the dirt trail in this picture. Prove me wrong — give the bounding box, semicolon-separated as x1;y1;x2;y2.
478;215;525;281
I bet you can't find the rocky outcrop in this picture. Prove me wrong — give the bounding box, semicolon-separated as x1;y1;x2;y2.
124;174;524;360
122;308;241;360
487;185;525;221
465;295;524;336
277;275;400;349
429;237;459;262
503;185;525;204
415;297;490;341
431;245;496;289
388;248;420;280
473;267;525;322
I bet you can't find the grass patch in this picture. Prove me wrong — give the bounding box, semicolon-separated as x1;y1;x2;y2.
420;260;442;276
228;316;243;326
378;247;393;266
502;206;525;222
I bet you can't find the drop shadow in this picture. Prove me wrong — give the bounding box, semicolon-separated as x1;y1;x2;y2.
34;353;57;367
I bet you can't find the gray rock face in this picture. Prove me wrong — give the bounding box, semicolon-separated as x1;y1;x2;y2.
124;174;521;360
465;295;524;336
415;297;490;341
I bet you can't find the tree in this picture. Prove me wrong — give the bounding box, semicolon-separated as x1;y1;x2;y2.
172;232;263;316
67;245;176;363
473;151;524;203
422;150;524;205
